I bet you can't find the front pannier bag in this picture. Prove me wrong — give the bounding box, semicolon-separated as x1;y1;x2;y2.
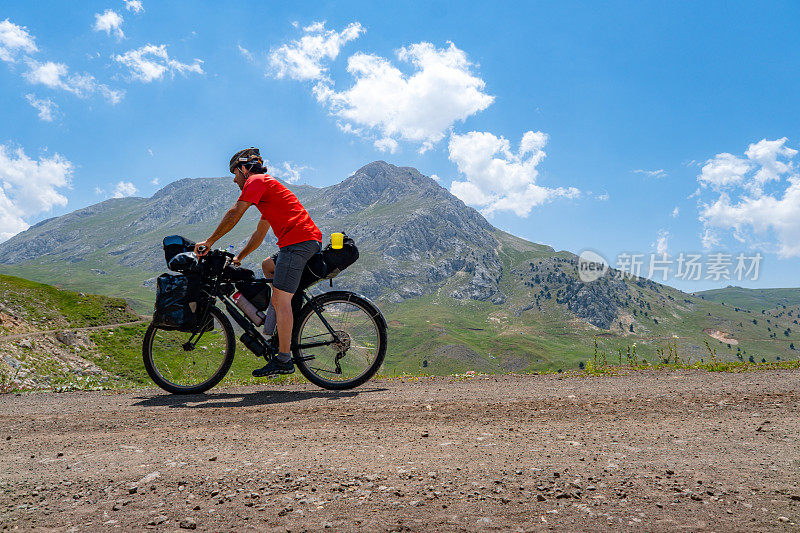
152;273;205;330
163;235;195;266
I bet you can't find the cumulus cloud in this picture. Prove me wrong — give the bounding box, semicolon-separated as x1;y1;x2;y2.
448;131;579;217
698;137;800;257
25;93;57;121
24;59;123;103
671;206;679;218
124;0;144;14
698;152;751;190
93;10;124;40
269;21;364;82
0;144;72;241
316;42;494;153
112;181;138;198
114;44;204;82
0;19;37;63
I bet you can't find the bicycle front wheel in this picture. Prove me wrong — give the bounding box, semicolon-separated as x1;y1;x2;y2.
293;291;387;390
143;306;235;394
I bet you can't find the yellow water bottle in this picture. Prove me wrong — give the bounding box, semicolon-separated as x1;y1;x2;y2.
331;232;344;250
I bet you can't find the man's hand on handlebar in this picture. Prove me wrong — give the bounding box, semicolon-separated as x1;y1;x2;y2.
194;240;213;256
231;256;242;266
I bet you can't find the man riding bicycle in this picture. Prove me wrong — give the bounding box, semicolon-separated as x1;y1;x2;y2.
194;147;322;377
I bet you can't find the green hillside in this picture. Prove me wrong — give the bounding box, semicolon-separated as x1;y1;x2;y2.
694;286;800;311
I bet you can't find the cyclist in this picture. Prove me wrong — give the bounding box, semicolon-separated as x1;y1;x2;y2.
194;147;322;377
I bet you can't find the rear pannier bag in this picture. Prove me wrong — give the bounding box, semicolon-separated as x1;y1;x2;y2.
298;233;359;290
321;233;359;278
163;235;195;267
235;279;271;310
152;273;206;330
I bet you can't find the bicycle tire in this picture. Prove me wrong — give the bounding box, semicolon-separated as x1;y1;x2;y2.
293;291;387;390
143;306;235;394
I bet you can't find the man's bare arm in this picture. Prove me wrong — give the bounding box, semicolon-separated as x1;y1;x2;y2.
194;201;250;254
233;218;270;264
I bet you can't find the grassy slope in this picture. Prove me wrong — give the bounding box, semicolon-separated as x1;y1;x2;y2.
0;274;139;333
694;287;800;311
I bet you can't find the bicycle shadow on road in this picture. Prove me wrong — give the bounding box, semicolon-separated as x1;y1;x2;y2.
132;387;388;409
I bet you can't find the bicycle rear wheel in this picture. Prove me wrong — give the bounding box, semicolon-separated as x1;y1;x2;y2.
293;291;387;390
143;306;235;394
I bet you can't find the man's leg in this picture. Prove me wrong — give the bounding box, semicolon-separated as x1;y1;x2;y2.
261;257;275;277
261;256;277;335
253;241;320;377
270;287;294;354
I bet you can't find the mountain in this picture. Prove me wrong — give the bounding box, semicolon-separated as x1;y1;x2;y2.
1;161;798;372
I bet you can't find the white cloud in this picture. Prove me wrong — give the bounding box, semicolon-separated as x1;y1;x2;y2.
698;152;751;190
632;168;667;179
269;21;364;82
0;19;37;63
373;137;398;154
429;173;440;182
24;60;123;103
268;161;308;184
150;177;159;185
238;44;255;63
114;44;204;82
448;130;579;217
316;42;494;153
744;138;797;194
652;229;669;255
112;181;138;198
124;0;144;14
596;192;610;201
94;186;105;195
698;138;800;257
147;148;154;156
93;10;124;40
25;93;57;121
671;206;679;218
0;144;72;242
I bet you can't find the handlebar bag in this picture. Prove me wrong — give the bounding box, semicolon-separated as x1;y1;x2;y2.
168;251;198;273
152;273;206;331
163;235;195;267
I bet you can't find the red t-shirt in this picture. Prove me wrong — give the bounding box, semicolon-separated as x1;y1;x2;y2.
238;174;322;248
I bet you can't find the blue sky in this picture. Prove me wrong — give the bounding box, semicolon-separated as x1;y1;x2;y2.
1;1;799;291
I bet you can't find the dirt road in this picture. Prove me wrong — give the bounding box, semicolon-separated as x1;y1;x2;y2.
1;370;799;532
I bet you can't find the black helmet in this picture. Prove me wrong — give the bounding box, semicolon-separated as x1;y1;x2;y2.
229;147;265;174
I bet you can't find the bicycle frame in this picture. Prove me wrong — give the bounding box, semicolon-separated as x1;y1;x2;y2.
186;251;343;360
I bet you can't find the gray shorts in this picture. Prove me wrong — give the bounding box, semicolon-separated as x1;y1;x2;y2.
270;240;321;293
